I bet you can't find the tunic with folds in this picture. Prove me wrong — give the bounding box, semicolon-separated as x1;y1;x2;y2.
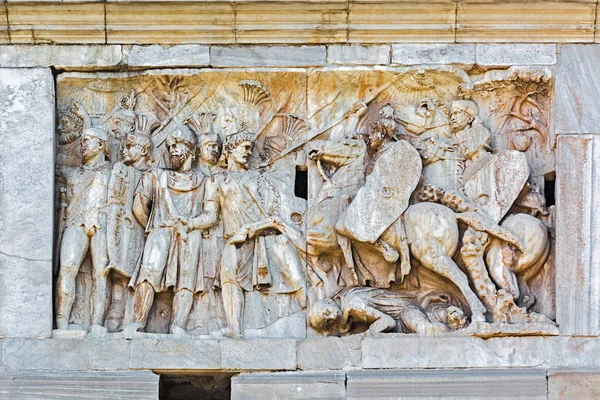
129;168;205;293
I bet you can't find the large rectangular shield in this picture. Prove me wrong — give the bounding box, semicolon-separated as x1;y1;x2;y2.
106;163;145;278
460;150;530;223
338;140;422;243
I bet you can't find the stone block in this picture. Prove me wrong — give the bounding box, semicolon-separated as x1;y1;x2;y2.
220;339;296;370
244;312;307;340
125;45;209;67
0;257;52;339
554;45;600;134
231;371;346;400
346;369;547;400
328;45;390;65
2;339;130;371
0;68;54;339
392;44;475;65
0;45;123;69
362;336;552;369
548;369;600;400
0;370;159;400
297;336;361;370
211;46;326;67
129;338;221;370
457;2;595;43
550;338;600;369
555;135;600;335
7;3;106;44
476;44;557;66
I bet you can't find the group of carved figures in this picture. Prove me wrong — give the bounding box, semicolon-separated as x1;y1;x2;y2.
55;75;556;339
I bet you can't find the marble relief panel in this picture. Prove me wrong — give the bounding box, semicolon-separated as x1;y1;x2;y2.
54;66;557;340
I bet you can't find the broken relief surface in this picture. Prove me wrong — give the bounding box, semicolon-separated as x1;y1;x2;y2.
53;66;557;340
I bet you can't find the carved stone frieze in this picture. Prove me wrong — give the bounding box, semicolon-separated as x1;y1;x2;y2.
54;66;557;339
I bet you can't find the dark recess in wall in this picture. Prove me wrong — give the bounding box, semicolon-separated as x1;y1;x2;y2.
160;373;235;400
295;166;308;200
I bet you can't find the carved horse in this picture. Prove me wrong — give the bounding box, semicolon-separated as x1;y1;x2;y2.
485;213;549;310
403;202;487;322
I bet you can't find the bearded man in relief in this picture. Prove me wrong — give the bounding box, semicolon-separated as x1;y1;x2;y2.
127;126;205;336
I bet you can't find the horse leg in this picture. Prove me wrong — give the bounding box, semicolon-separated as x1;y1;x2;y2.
419;246;486;323
486;241;520;299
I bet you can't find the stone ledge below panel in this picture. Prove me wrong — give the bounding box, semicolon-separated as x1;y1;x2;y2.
3;336;600;372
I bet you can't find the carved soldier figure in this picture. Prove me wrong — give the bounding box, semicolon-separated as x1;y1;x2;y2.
187;112;225;295
190;131;306;338
306;101;369;287
56;120;112;333
337;107;422;286
450;100;492;168
106;129;153;286
187;111;223;177
127;126;204;336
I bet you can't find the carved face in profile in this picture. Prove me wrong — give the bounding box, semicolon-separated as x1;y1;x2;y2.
199;140;222;166
450;108;472;132
122;134;148;166
57;111;83;145
220;112;238;137
230;141;253;166
110;115;135;140
81;131;105;162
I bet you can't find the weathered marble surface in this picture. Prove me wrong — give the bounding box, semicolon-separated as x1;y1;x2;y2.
53;66;556;341
231;371;346;400
211;46;326;67
392;44;476;66
554;45;600;135
126;45;210;68
555;135;600;336
548;370;600;400
4;336;600;372
476;44;557;67
0;68;54;339
328;45;391;66
0;371;159;400
346;369;547;400
0;45;123;69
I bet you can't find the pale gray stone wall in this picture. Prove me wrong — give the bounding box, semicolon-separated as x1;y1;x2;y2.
555;135;600;336
553;44;600;337
0;68;54;339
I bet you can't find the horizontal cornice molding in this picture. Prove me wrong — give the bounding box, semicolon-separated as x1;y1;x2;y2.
0;1;598;45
